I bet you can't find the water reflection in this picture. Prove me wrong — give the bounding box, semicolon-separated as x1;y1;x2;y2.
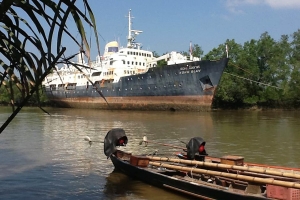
1;107;300;200
104;170;187;200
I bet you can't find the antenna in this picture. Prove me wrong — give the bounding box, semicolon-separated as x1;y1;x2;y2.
126;9;143;49
127;9;133;48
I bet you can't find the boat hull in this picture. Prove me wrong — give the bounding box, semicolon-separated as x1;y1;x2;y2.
44;58;229;111
110;154;269;200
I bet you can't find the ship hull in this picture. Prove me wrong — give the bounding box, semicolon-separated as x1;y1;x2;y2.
44;58;228;111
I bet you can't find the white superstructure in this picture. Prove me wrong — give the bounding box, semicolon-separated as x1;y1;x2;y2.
43;9;200;89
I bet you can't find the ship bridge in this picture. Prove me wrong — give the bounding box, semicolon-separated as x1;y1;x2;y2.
103;41;119;57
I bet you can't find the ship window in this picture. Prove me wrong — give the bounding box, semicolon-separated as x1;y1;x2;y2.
110;61;113;65
91;72;101;76
81;75;83;78
108;47;118;52
120;51;123;53
122;60;125;64
143;63;145;66
139;62;141;65
124;70;126;74
136;62;138;65
139;53;141;56
127;52;129;55
127;61;130;64
78;75;80;78
132;61;134;65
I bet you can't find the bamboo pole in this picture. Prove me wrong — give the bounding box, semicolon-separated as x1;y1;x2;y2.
147;156;300;180
149;161;300;189
204;155;300;172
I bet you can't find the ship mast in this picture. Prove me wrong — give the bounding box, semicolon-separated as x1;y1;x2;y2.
127;9;132;48
127;9;143;49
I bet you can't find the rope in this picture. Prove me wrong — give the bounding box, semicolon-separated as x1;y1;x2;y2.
232;64;255;76
224;72;282;89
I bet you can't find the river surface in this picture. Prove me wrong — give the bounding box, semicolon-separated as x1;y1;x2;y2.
0;107;300;200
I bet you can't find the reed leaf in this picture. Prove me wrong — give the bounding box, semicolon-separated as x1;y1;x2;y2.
83;0;101;57
0;0;101;133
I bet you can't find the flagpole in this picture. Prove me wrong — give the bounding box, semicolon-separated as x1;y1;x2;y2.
189;41;193;60
226;44;229;58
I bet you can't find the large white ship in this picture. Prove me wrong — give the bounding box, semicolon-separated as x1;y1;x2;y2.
42;10;228;111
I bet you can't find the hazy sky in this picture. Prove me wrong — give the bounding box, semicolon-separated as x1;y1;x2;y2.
65;0;300;58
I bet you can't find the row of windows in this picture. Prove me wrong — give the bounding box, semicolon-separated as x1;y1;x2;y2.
123;60;146;66
121;60;155;68
50;83;184;92
103;71;113;76
125;51;152;57
124;70;136;75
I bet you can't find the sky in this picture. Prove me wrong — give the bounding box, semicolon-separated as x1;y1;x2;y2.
7;0;300;61
68;0;299;59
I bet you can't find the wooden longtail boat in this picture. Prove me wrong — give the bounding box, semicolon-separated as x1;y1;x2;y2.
103;129;300;200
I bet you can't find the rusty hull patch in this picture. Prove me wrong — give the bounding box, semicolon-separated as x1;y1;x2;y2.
50;95;214;111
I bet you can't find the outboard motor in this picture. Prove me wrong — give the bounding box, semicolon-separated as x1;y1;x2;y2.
186;137;207;161
104;128;128;158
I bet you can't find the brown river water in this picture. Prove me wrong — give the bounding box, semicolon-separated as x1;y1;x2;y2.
0;107;300;199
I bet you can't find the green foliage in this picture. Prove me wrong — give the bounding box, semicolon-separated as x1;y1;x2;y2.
153;51;167;67
191;44;203;58
211;30;300;109
181;44;204;58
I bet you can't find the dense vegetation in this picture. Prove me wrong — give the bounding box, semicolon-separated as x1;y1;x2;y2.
190;30;300;109
0;83;48;106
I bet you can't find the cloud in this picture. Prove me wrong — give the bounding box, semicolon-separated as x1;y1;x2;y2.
226;0;300;12
265;0;300;9
225;0;260;13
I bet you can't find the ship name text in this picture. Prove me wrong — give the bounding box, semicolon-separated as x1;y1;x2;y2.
179;65;201;75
